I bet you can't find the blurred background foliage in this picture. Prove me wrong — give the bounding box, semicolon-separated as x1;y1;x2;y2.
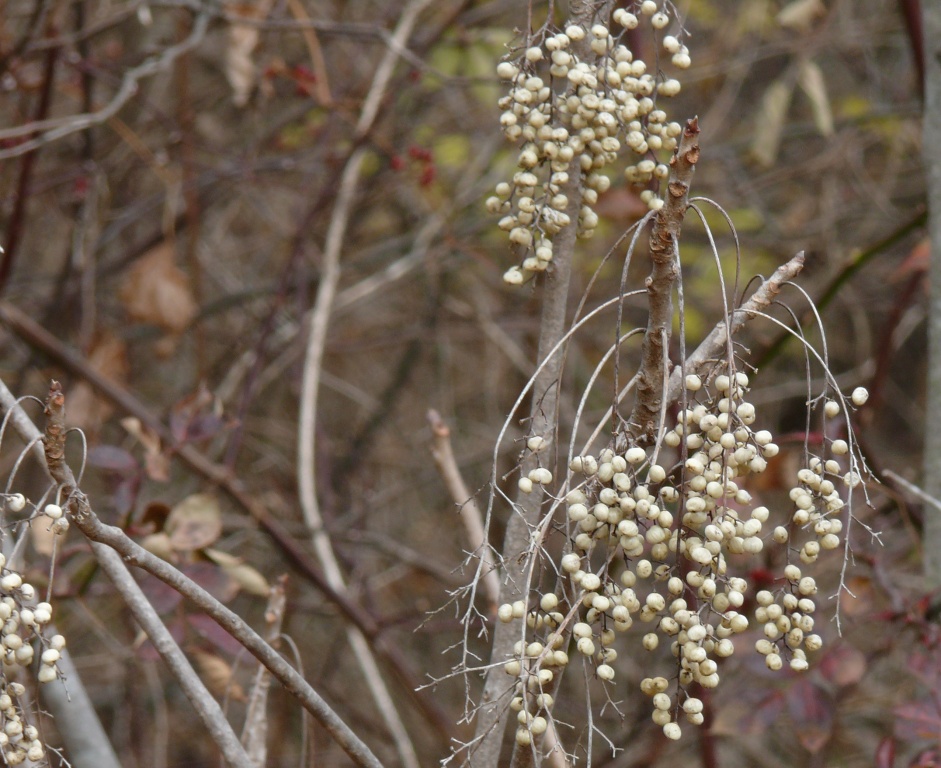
0;0;931;766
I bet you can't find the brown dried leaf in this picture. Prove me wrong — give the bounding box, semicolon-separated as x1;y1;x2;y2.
31;520;56;557
166;493;222;552
204;548;270;596
225;1;275;107
192;649;246;702
141;532;175;561
798;59;834;137
819;643;867;688
751;78;794;167
120;418;170;482
787;679;834;753
68;333;129;433
119;241;197;335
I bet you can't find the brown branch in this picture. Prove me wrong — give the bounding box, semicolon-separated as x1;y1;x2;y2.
42;384;254;768
42;383;383;768
241;576;287;765
629;117;701;440
427;409;500;612
1;20;59;295
664;251;806;402
0;301;457;742
0;12;211;160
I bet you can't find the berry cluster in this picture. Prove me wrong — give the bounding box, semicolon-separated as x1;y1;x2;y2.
0;682;47;765
0;494;67;763
488;1;691;285
499;370;869;745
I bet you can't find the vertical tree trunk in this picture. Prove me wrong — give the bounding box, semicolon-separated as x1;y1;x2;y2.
471;3;613;764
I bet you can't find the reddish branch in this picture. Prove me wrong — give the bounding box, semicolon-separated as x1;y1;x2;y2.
629;117;701;440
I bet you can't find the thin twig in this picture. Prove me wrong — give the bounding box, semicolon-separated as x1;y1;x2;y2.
664;251;806;402
0;299;456;739
241;576;287;766
39;382;384;768
296;2;434;767
0;11;210;159
427;409;500;612
92;540;254;768
40;383;254;767
883;470;941;514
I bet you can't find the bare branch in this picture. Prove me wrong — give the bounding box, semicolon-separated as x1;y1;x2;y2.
41;382;384;768
629;117;701;440
665;251;806;402
0;299;455;739
295;2;435;766
241;577;288;766
0;10;210;160
427;409;500;611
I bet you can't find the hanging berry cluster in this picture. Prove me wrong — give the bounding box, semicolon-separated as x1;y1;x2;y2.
498;371;870;745
0;494;67;765
487;1;691;285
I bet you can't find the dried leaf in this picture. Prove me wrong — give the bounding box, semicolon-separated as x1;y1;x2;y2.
120;418;169;482
875;736;895;768
166;493;223;551
192;649;246;702
751;78;795;167
141;532;175;561
225;2;275;107
88;444;139;473
893;237;930;280
711;690;784;737
840;575;875;618
786;679;834;753
819;643;867;688
777;0;826;31
31;519;56;557
183;562;238;604
896;700;941;741
67;333;129;433
204;548;270;596
170;384;226;445
798;59;834;137
187;613;247;657
119;241;197;335
140;573;184;615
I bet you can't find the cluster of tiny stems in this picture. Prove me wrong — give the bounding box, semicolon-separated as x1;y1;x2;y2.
488;1;691;284
498;372;870;745
0;493;69;765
